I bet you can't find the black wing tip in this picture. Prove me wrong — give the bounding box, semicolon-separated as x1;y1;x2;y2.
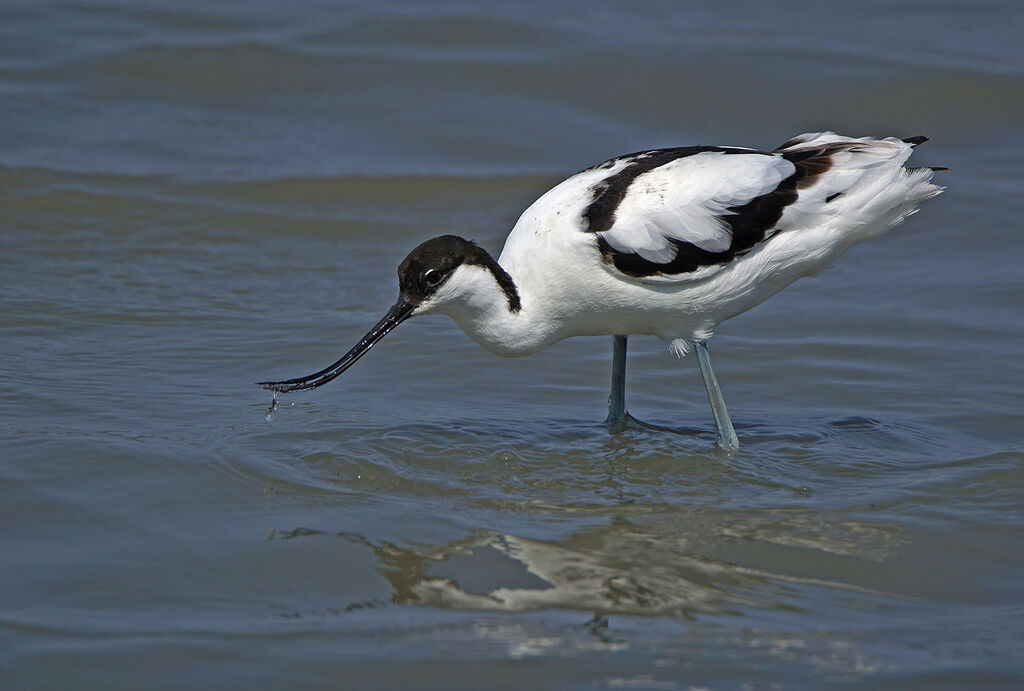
902;138;947;171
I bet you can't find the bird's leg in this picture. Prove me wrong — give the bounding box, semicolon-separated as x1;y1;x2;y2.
694;341;739;451
606;334;628;430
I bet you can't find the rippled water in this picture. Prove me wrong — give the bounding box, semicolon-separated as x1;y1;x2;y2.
3;1;1023;687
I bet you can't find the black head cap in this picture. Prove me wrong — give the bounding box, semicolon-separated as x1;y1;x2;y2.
397;235;521;311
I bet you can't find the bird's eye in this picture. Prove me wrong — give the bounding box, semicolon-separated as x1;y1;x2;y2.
423;269;443;285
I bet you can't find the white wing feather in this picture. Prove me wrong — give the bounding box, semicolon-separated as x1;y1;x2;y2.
600;152;795;262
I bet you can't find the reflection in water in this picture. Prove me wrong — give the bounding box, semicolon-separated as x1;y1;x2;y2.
370;528;739;616
276;516;904;618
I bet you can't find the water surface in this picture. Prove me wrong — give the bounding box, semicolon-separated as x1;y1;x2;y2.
2;1;1023;688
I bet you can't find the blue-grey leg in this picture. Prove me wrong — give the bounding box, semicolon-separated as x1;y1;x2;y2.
694;341;739;451
606;334;628;428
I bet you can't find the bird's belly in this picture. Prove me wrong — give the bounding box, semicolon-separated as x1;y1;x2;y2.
535;233;839;345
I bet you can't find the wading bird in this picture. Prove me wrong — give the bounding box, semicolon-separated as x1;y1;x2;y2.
260;132;943;450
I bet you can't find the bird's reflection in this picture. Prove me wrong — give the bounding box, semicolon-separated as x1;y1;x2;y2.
363;528;751;616
277;514;900;618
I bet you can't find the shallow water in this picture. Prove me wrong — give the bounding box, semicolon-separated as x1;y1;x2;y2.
2;1;1023;688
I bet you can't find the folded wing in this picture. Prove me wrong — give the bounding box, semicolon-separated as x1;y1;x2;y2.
584;134;928;283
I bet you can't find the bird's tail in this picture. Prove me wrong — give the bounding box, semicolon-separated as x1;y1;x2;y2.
774;132;945;244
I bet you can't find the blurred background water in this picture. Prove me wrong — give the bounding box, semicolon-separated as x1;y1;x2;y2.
2;1;1023;688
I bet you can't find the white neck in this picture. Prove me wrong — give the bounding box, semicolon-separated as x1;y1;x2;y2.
414;264;554;356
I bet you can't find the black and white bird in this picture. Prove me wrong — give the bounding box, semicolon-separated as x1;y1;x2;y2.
260;132;943;450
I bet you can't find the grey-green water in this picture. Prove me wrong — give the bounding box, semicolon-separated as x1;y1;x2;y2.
3;1;1023;688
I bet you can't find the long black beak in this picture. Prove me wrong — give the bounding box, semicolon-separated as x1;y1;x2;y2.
257;298;415;393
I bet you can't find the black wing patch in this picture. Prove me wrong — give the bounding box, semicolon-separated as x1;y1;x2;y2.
582;146;757;235
587;145;846;278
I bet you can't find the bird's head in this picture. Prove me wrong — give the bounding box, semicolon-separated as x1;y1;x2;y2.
397;235;495;314
258;235;516;393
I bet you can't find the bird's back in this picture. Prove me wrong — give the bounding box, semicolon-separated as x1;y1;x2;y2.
498;133;942;347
